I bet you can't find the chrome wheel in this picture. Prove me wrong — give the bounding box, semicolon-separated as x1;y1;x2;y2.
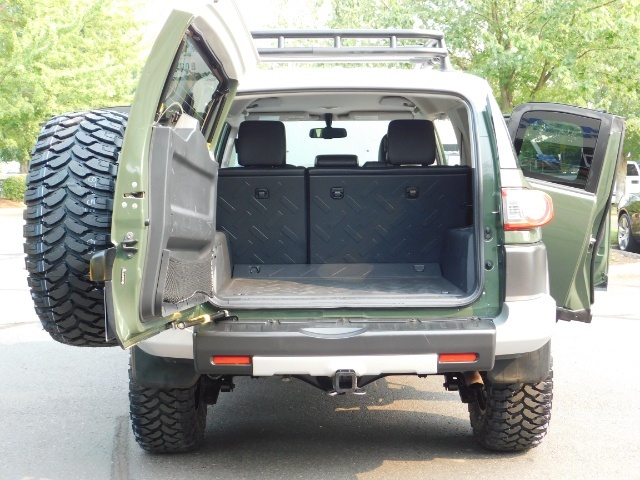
618;213;632;251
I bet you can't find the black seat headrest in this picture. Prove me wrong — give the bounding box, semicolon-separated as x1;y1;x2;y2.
314;155;358;168
377;134;388;163
386;120;436;166
236;121;286;167
362;161;387;167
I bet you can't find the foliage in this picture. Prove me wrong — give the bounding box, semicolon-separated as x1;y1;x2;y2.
0;0;145;170
328;0;640;157
1;175;26;201
624;119;640;159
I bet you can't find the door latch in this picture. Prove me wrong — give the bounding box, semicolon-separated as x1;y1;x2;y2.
121;232;138;259
171;310;230;330
587;236;596;253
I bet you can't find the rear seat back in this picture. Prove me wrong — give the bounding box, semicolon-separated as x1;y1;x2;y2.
216;121;307;265
307;119;472;264
314;154;358;167
308;167;472;263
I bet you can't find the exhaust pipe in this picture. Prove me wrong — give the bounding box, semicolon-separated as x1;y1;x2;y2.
463;371;484;390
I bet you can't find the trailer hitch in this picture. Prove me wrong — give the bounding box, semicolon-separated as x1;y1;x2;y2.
328;369;366;396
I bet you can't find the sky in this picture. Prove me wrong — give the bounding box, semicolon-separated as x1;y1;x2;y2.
143;0;324;37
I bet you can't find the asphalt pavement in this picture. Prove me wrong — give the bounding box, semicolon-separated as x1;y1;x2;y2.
1;207;639;480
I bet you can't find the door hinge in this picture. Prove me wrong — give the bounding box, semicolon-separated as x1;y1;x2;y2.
556;307;592;323
587;236;596;253
121;232;139;259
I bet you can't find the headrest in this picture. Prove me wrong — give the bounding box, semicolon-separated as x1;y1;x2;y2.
314;155;358;168
362;161;387;168
377;134;388;163
386;120;436;166
236;121;286;167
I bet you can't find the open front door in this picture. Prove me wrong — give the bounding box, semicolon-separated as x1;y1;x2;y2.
508;103;625;322
108;4;257;348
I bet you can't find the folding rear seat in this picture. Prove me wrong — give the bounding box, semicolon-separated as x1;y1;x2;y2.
308;119;472;264
216;121;307;264
314;155;359;167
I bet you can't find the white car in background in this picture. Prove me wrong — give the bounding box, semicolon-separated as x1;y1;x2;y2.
613;161;640;203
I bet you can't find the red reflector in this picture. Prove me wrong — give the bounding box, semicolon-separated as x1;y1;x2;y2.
439;353;477;363
211;356;251;365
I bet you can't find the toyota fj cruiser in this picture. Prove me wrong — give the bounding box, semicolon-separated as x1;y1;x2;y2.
23;2;624;453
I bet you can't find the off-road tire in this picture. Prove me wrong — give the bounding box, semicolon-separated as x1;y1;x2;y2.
23;110;127;347
468;368;553;452
129;372;207;453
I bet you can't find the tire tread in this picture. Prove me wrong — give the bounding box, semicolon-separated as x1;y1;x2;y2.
23;110;127;347
129;371;207;453
469;369;553;452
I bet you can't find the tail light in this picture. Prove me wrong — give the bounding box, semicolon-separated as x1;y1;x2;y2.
502;188;554;230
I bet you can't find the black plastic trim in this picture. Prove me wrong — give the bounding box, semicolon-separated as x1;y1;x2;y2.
488;340;551;384
130;346;200;389
193;318;496;374
556;307;592;323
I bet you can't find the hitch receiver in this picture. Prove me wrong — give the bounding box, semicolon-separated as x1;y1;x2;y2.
333;369;358;394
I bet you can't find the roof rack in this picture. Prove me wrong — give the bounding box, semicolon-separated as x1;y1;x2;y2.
251;30;453;70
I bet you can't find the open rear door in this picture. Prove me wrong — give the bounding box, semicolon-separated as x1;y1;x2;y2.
508;103;625;322
108;4;257;348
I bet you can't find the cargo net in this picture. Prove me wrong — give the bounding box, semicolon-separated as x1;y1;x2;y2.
164;256;213;304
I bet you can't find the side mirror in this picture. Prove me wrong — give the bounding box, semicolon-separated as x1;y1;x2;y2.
309;127;347;139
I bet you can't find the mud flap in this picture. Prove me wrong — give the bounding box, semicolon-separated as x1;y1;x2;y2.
488;341;551;384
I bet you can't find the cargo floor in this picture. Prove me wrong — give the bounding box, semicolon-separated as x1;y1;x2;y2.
215;263;464;305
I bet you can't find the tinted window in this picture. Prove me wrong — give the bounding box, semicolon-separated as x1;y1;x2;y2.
627;163;639;176
157;36;221;131
513;111;601;189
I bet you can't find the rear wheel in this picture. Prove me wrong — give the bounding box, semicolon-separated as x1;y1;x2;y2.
129;372;207;453
618;212;638;252
468;369;553;452
23;110;127;346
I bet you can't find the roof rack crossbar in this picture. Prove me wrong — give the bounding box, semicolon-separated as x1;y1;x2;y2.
251;30;453;70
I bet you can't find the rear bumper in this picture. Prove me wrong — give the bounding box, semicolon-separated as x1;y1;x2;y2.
192;318;496;375
137;295;556;376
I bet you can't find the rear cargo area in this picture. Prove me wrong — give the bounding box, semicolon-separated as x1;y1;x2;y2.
208;120;477;308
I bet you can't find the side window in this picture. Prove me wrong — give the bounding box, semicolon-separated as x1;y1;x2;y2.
513;111;601;189
434;118;460;165
627;163;638;176
156;33;225;136
213;122;231;162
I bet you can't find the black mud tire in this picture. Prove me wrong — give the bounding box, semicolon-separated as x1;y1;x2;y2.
129;372;207;453
468;368;553;452
23;110;128;347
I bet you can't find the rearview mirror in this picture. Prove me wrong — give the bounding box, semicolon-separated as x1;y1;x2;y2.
309;127;347;139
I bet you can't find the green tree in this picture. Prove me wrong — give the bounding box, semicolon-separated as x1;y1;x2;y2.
0;0;145;171
329;0;640;157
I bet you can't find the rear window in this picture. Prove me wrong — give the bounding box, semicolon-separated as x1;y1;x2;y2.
224;117;463;168
284;120;389;167
156;34;225;135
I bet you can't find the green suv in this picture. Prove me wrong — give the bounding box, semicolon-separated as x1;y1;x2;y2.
23;2;624;453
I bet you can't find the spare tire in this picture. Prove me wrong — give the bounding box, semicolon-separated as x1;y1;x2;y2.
23;110;128;347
